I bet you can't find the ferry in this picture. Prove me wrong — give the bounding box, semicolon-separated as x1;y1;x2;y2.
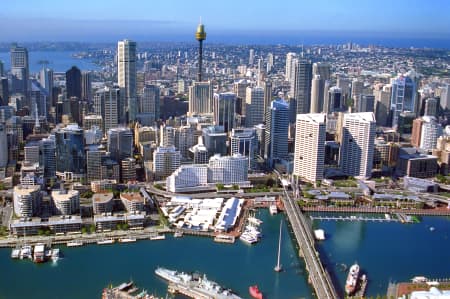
269;204;278;215
66;241;83;247
345;263;360;295
97;238;115;245
154;267;242;299
119;238;137;243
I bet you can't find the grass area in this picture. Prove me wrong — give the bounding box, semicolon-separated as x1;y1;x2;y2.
333;180;358;188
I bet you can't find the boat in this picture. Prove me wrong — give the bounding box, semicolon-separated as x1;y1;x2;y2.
51;248;60;261
19;245;33;259
97;238;115;245
11;248;20;259
345;263;360;295
33;244;46;263
269;204;278;215
430;226;435;232
244;225;262;238
173;231;183;238
119;238;137;243
66;241;83;247
314;229;325;240
248;217;263;226
150;235;165;241
240;232;258;244
274;220;283;272
155;267;242;299
249;285;263;299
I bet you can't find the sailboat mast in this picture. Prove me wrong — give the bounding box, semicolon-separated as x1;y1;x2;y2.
274;220;283;272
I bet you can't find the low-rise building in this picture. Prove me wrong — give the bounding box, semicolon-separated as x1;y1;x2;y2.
92;193;114;214
51;189;80;215
120;192;145;213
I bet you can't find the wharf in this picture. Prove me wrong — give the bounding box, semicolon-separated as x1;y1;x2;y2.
302;206;450;216
102;281;161;299
310;215;399;222
349;275;368;299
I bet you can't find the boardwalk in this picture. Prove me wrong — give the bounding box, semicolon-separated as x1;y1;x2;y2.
309;215;399;222
277;174;338;299
302;206;450;216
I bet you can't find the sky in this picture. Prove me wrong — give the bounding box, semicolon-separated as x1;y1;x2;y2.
1;0;450;43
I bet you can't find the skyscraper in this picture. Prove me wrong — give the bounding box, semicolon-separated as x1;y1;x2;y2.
390;75;416;128
285;52;298;82
188;81;213;115
324;86;343;114
339;112;376;179
214;92;236;132
39;137;56;182
10;44;29;98
93;87;121;132
39;67;53;105
66;66;82;99
230;128;257;170
0;124;7;168
357;95;375;113
293;113;326;183
117;39;137;122
249;49;255;65
245;86;265;127
139;84;160;125
264;99;289;168
419;116;443;151
291;59;313;114
311;62;331;113
0;77;9;106
81;71;92;102
55;124;86;180
107;127;133;162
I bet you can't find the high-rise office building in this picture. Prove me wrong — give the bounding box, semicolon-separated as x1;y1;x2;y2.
81;71;92;102
245;86;265;127
262;80;273;116
310;75;323;113
10;44;29;98
233;80;249;115
139;84;160;125
264;99;289;168
0;77;8;106
202;126;228;156
293;113;326;183
291;59;312;114
188;81;213;115
249;49;255;65
374;84;392;127
107;127;133;162
121;157;136;182
285;52;298;83
339;112;376;179
117;39;137;122
39;67;53;105
93;87;121;132
153;146;181;179
357;95;375;113
213;92;236;132
266;53;274;73
0;124;7;168
440;84;450;110
390;75;416;128
39;136;56;182
66;66;82;99
230;128;257;170
324;86;343;114
55;124;86;179
420;116;443;151
424;98;438;117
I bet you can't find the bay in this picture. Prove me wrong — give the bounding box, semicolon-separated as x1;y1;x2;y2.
0;51;100;73
0;211;313;299
313;214;450;298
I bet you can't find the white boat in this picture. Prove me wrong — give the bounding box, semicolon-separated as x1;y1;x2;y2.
118;238;137;243
345;263;360;295
244;225;262;238
33;244;46;263
248;217;263;226
173;231;183;238
97;238;115;245
384;213;391;220
11;248;20;259
214;234;235;244
19;245;33;259
150;235;165;241
314;229;325;241
240;232;258;244
51;248;60;261
66;241;83;247
269;204;278;215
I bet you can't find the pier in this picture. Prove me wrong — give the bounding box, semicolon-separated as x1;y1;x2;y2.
276;173;339;299
309;215;400;222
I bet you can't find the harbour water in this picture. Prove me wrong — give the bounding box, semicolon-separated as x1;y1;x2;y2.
0;51;100;73
312;214;450;297
0;211;313;299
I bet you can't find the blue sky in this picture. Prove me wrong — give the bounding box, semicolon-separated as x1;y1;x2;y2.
0;0;449;42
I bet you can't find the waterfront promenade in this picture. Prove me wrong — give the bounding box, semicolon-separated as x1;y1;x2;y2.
302;206;450;215
277;174;338;299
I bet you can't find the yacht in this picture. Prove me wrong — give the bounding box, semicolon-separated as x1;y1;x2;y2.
97;238;115;245
51;248;61;261
118;238;137;243
240;232;258;244
11;248;20;259
345;263;360;295
150;235;166;241
269;204;278;215
19;245;33;259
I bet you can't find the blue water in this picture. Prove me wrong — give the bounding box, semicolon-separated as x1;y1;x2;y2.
312;215;450;297
0;211;313;299
0;51;100;73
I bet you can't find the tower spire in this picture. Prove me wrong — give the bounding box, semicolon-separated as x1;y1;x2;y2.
195;19;207;82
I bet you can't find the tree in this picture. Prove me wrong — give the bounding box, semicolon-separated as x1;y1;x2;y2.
216;183;225;190
89;225;96;233
81;227;87;234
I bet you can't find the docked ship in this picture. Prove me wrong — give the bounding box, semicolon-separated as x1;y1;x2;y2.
155;267;242;299
345;263;360;295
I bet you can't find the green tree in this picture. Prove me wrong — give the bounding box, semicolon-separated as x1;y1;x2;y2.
89;225;96;233
81;227;87;234
216;183;225;190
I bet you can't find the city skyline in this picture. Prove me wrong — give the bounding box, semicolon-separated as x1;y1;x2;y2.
1;0;450;47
